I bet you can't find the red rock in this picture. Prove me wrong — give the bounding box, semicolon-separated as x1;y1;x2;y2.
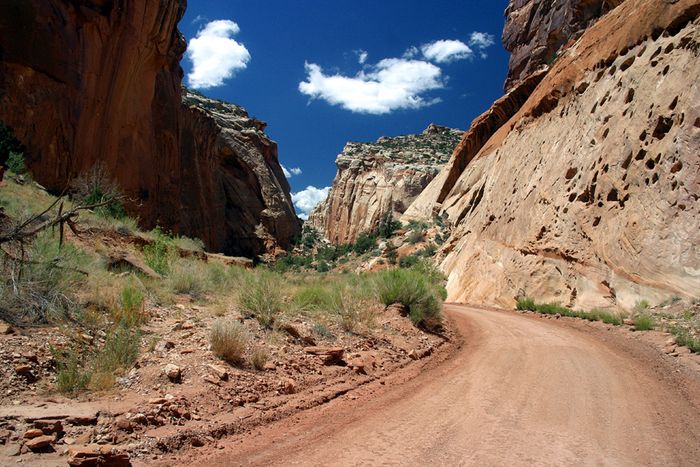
14;364;31;375
24;434;54;451
207;364;229;381
68;447;130;467
0;322;13;335
23;429;44;439
0;1;300;258
304;346;345;365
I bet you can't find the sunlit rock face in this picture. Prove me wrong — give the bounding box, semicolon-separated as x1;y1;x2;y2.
406;0;700;309
308;125;462;244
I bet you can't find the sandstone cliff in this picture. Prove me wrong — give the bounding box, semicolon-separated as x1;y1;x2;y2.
503;0;626;90
309;125;462;244
409;0;700;310
0;0;299;257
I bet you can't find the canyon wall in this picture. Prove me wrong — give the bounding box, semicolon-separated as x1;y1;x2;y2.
0;0;299;257
503;0;626;90
411;0;700;310
308;125;462;244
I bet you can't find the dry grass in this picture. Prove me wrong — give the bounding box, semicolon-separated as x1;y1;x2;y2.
210;319;249;365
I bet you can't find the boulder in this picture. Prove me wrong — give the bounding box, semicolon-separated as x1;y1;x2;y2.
303;346;345;365
24;434;54;451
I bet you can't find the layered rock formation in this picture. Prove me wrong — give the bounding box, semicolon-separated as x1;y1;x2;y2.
408;0;700;310
503;0;626;90
309;125;462;244
0;0;299;257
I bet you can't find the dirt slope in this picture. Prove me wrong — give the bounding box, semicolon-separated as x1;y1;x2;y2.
178;304;700;466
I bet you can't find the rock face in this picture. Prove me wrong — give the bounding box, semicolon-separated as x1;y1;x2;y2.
180;90;299;257
0;0;299;257
503;0;626;91
309;125;462;244
408;0;700;310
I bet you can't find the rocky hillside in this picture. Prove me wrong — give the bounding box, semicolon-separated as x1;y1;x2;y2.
0;0;299;257
405;0;700;310
308;124;462;244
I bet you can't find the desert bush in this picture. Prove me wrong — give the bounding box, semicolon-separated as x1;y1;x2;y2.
250;346;269;370
114;283;146;328
633;314;654;331
168;259;208;299
210;319;249;364
0;231;89;325
6;152;26;175
669;326;700;353
633;299;650;314
53;349;91;394
516;297;537;311
238;270;283;328
353;232;377;255
399;254;420;269
143;227;175;275
375;267;443;329
93;325;141;374
407;229;424;245
375;211;401;239
70;163;126;219
293;283;338;311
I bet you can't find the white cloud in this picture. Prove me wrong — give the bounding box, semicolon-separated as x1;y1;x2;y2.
469;32;495;49
469;32;496;59
191;15;207;25
186;20;250;89
281;165;302;178
357;50;368;64
421;39;473;64
299;59;443;115
403;46;419;59
292;186;330;220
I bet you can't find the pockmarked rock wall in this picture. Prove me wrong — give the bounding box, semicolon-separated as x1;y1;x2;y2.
409;0;700;310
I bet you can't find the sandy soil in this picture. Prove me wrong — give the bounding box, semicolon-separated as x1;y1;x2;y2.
173;304;700;466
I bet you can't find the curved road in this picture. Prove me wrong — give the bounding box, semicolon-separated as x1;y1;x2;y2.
197;304;700;466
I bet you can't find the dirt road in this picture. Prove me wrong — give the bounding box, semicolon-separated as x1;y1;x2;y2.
184;305;700;466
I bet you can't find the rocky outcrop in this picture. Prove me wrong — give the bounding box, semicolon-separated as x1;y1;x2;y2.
413;0;700;310
179;91;299;257
309;125;462;244
503;0;626;91
0;0;299;257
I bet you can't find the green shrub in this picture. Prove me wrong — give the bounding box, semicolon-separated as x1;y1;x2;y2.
168;260;207;299
669;326;700;353
316;260;331;273
210;319;249;364
6;152;26;175
54;349;91;394
399;254;419;269
143;227;174;275
312;323;335;339
353;232;377;255
93;325;141;374
115;284;146;328
633;299;650;314
239;270;283;328
407;229;424;245
633;314;654;331
293;283;338;311
0;231;89;325
516;297;537;311
375;268;442;329
375;212;401;238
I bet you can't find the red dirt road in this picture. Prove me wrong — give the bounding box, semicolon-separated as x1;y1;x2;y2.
177;305;700;466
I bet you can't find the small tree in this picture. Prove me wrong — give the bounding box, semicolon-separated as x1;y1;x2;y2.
375;211;401;239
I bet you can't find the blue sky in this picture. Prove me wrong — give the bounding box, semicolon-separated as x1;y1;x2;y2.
179;0;510;218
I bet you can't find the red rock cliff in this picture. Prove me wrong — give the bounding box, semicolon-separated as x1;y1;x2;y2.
0;0;300;257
